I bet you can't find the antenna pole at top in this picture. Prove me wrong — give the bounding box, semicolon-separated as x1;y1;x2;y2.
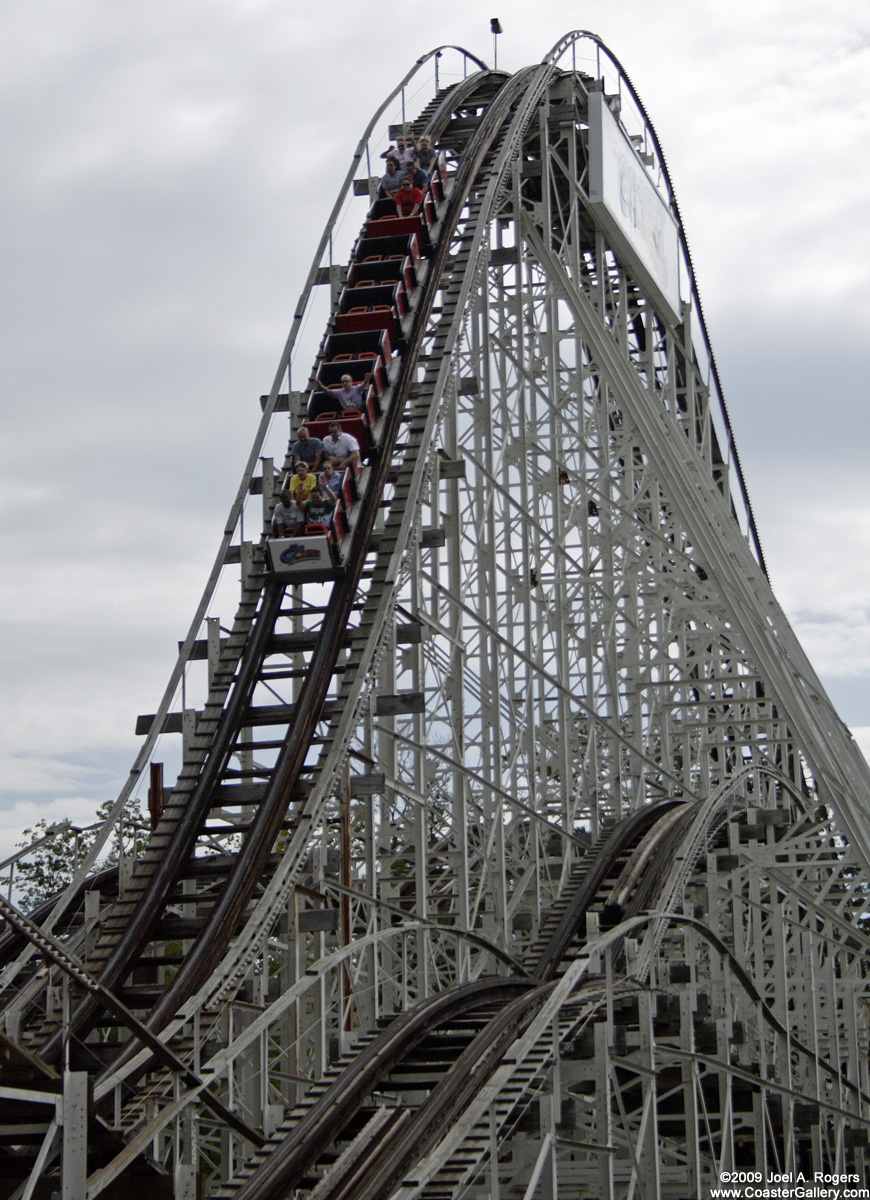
490;18;502;70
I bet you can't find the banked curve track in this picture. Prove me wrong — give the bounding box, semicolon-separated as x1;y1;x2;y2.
4;33;870;1200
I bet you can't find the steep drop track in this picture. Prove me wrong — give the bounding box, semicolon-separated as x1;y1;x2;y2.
11;66;521;1072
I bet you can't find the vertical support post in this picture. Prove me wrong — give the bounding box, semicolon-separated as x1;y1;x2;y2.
61;1071;88;1200
442;401;470;972
408;536;430;997
376;630;399;1013
174;1101;198;1200
261;456;275;530
206;615;222;692
489;1102;501;1200
182;708;198;763
340;761;353;1049
149;761;164;832
240;540;256;589
638;992;661;1200
174;1164;198;1199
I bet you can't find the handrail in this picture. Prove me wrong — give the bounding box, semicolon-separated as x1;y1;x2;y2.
196;61;559;1013
386;911;870;1198
9;36;869;1200
312;985;554;1200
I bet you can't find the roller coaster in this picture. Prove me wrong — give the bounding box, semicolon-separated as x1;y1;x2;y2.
3;32;870;1200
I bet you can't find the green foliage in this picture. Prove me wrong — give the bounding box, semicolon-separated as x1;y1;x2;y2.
12;797;148;912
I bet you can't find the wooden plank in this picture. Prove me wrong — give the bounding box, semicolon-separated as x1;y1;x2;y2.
269;631;353;654
258;388;308;412
421;528;446;549
136;713;186;736
298;908;339;933
374;692;425;717
350;773;386;797
438;459;466;479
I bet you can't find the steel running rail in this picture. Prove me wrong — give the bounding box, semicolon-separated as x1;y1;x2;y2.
0;71;518;1136
3;62;530;1197
66;22;833;1100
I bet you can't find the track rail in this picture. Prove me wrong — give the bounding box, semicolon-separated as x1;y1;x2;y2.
529;798;683;980
218;979;535;1200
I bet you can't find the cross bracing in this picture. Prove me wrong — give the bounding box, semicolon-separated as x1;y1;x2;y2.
1;32;869;1200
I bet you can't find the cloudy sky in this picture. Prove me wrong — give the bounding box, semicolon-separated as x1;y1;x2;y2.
1;0;868;860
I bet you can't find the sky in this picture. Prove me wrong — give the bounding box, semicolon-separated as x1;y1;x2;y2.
1;0;868;861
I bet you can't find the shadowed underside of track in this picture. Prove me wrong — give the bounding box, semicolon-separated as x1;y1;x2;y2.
3;33;870;1200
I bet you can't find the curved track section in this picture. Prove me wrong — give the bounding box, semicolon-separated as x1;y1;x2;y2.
211;800;685;1200
3;34;870;1200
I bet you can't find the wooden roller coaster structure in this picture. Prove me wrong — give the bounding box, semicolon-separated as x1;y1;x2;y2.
3;32;870;1200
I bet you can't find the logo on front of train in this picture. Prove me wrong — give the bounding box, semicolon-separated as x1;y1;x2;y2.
279;543;324;566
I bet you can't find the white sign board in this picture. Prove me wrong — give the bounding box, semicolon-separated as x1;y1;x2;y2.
587;91;681;324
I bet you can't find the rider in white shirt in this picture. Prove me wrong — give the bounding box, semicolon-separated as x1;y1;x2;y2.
322;422;361;470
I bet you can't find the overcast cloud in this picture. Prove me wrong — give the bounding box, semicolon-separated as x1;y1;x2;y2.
1;0;868;859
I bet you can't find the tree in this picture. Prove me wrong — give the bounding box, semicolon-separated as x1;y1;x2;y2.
11;797;148;912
